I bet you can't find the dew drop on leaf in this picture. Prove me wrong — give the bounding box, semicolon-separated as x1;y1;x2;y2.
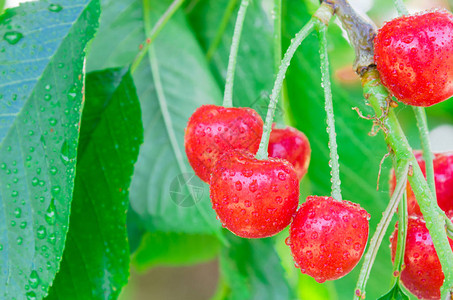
49;166;57;175
14;207;22;218
45;199;56;225
37;226;47;239
48;3;63;12
25;291;37;300
60;139;76;165
28;270;40;289
3;31;23;45
67;85;78;101
48;233;56;245
49;117;57;126
16;237;23;245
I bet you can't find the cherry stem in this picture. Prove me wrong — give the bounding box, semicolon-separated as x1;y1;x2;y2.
141;0;229;247
273;0;282;75
255;3;334;160
255;7;330;160
393;0;441;238
317;23;342;201
255;19;315;159
354;162;409;300
393;0;409;15
223;0;250;108
413;107;437;202
273;0;285;121
130;0;185;75
391;190;408;286
206;0;238;61
361;68;453;299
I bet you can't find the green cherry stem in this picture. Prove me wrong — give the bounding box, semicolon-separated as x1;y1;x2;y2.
223;0;250;108
393;0;438;223
254;19;316;159
141;0;229;247
413;107;437;200
391;189;408;286
317;22;342;201
354;162;409;300
255;2;334;160
130;0;185;75
273;0;282;78
394;0;447;237
361;68;453;299
273;0;285;122
393;0;409;15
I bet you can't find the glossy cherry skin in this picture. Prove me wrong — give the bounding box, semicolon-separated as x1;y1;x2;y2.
390;216;453;300
209;149;299;238
268;124;311;181
374;9;453;106
389;151;453;216
288;196;369;283
184;105;263;182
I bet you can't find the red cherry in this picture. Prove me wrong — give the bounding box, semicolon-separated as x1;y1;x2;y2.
288;196;369;283
268;124;311;180
390;215;453;300
389;151;453;216
184;105;263;182
374;9;453;106
209;149;299;238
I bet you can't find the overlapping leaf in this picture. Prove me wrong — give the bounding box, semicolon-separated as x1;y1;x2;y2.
0;1;99;298
87;0;222;235
46;69;143;299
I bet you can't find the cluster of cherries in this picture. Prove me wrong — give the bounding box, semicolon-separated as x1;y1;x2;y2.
183;6;453;298
184;104;370;283
388;152;453;300
374;9;453;300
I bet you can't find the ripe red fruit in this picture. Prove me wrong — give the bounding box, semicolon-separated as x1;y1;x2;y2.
374;9;453;106
184;105;263;182
268;124;311;180
390;215;453;300
209;149;299;238
389;151;453;216
288;196;369;283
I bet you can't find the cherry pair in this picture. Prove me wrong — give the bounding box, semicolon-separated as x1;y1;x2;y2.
184;105;310;238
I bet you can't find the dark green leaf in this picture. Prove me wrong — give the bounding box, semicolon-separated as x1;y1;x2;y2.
0;1;99;298
378;282;409;300
282;1;392;299
87;0;222;235
132;232;220;271
46;69;143;299
220;233;292;300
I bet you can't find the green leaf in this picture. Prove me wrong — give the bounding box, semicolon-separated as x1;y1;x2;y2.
0;1;99;298
378;282;409;300
45;69;143;299
282;1;393;299
0;0;5;13
187;0;275;119
220;233;292;300
132;232;220;271
87;0;223;235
